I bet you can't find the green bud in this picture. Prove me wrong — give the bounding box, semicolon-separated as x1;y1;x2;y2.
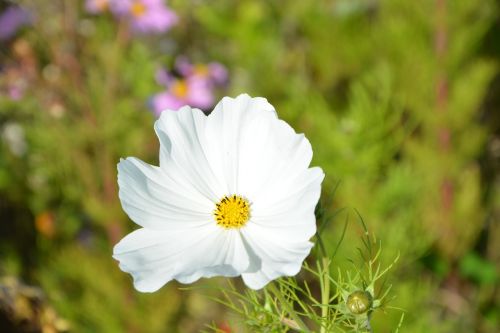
346;290;373;314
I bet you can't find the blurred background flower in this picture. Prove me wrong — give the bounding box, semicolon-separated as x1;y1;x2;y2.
0;5;31;41
86;0;177;34
1;122;26;156
84;0;109;14
151;58;227;115
121;0;177;34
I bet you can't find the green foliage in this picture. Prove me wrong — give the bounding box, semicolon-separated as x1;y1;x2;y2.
38;245;181;333
203;220;400;333
459;252;499;285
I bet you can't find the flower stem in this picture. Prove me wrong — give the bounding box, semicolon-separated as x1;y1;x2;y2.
320;257;331;333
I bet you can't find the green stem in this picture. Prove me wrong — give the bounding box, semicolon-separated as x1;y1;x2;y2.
320;257;331;333
366;312;373;333
268;282;310;332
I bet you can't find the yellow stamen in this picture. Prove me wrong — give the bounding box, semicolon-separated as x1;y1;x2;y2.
194;64;209;77
172;80;188;98
96;0;108;11
213;195;251;229
130;2;146;17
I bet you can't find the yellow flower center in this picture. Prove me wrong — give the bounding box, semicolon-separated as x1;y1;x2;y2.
194;64;209;77
131;2;146;17
214;195;251;229
172;80;188;98
96;0;108;11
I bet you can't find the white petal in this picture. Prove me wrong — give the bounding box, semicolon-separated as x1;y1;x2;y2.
241;223;314;290
113;226;250;292
238;167;324;244
204;94;277;194
118;157;213;230
238;167;323;289
237;107;319;202
175;229;250;284
252;167;324;218
155;106;227;201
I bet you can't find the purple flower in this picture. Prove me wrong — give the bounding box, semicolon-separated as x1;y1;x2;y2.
206;63;229;85
8;85;24;100
110;0;177;34
0;6;31;41
151;76;214;116
1;67;28;101
85;0;110;14
176;57;228;85
150;59;228;116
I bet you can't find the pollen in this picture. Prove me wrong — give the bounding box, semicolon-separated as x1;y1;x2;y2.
194;64;209;77
95;0;108;11
213;195;251;229
172;80;188;98
130;2;146;17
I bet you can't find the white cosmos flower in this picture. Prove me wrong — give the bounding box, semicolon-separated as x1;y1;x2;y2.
113;94;324;292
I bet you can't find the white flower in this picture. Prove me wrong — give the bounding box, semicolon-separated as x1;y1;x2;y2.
113;94;324;292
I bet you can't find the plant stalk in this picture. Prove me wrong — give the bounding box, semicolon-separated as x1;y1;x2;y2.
320;257;331;333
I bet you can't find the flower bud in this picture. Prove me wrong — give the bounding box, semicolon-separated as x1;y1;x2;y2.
346;290;373;314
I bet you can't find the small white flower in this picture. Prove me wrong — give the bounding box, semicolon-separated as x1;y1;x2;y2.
114;94;324;292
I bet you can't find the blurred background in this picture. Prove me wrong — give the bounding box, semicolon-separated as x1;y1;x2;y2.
0;0;499;332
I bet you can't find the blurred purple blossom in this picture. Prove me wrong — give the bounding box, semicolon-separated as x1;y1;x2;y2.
151;77;213;115
175;57;228;85
85;0;110;14
107;0;133;15
109;0;177;34
151;59;228;116
8;85;24;100
1;66;29;101
0;6;31;41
